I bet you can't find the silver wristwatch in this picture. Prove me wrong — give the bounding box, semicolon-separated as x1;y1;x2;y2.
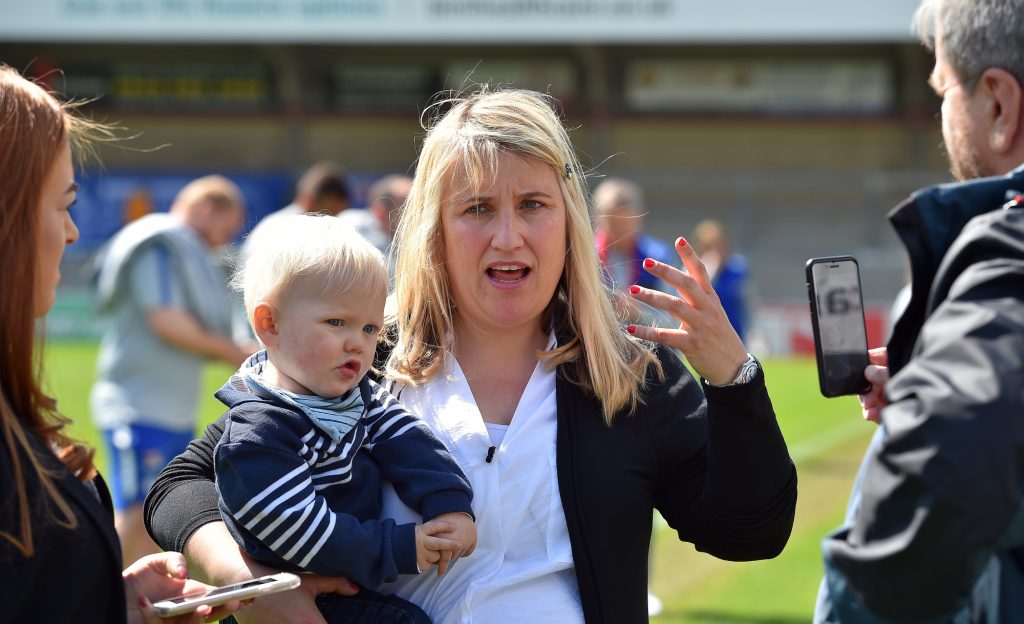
709;353;759;387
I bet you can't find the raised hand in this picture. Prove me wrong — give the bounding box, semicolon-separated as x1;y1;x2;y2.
626;236;748;385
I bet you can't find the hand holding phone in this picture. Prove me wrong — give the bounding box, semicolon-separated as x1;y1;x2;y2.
859;347;890;422
151;572;301;618
806;256;871;397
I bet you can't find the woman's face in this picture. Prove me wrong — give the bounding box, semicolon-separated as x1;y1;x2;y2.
34;139;79;318
441;152;567;337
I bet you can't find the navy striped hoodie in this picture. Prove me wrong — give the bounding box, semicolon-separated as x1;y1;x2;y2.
214;372;473;587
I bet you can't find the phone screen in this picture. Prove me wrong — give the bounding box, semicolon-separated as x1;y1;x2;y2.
162;578;277;605
808;258;870;397
152;572;301;617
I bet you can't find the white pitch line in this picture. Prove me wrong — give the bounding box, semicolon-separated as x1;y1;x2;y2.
788;419;873;465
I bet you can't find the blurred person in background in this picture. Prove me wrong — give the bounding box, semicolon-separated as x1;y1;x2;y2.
233;163;353;339
91;174;254;565
370;174;413;243
693;219;749;342
594;177;688;615
246;161;350;241
593;177;679;328
144;87;796;624
338;173;413;259
0;63;242;624
817;0;1024;621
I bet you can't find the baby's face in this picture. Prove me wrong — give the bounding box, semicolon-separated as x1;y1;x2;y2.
268;276;384;398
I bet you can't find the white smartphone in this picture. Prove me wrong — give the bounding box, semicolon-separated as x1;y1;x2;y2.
151;572;301;618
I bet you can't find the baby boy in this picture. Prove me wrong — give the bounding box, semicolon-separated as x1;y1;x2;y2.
214;214;475;623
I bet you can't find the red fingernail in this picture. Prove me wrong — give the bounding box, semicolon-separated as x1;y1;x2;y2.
626;325;636;334
643;258;655;268
677;237;687;247
351;582;360;591
629;285;640;295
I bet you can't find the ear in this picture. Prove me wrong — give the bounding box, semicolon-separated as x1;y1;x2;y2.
980;67;1023;155
371;200;388;224
252;302;279;347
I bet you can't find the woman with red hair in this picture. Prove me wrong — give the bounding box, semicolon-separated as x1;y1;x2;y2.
0;64;244;624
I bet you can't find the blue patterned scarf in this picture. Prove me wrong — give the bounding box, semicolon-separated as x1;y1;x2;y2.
234;350;365;444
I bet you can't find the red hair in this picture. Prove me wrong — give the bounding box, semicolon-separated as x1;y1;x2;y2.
0;65;97;557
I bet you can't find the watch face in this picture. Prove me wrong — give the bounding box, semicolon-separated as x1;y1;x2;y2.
738;357;759;384
704;355;758;387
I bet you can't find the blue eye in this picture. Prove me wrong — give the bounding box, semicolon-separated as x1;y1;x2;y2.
523;199;542;210
467;204;487;215
362;324;378;335
327;319;343;327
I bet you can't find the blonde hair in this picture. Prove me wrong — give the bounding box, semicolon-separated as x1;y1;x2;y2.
388;87;659;423
235;214;388;333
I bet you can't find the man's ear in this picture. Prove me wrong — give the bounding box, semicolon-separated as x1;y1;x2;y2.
980;67;1023;155
252;302;279;347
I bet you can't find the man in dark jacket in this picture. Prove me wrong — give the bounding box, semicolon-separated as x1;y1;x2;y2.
816;1;1024;622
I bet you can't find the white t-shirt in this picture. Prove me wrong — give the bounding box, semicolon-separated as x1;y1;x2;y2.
378;350;584;624
336;207;389;254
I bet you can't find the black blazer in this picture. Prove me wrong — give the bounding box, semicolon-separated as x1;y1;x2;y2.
1;432;125;624
147;344;797;623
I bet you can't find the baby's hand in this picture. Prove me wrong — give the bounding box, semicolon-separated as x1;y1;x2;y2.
415;521;460;576
429;512;477;559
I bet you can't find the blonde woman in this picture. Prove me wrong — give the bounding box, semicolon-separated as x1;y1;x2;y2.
146;88;796;624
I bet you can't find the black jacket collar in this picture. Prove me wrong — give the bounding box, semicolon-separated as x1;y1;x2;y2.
887;164;1024;371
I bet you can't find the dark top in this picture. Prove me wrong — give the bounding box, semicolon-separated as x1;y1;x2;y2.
1;432;125;624
216;372;473;586
712;253;748;341
821;166;1024;622
147;344;797;624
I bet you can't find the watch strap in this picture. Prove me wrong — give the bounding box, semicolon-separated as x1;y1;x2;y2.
706;353;759;387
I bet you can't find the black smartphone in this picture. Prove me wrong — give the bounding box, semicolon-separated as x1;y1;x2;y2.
806;256;871;397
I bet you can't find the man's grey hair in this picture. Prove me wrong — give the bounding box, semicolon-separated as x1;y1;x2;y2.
913;0;1024;89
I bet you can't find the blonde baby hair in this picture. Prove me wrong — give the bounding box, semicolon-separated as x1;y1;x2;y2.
236;213;388;334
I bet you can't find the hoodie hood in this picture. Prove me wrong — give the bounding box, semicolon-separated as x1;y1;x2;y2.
216;350;366;444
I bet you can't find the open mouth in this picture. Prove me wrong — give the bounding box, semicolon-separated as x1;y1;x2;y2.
337;360;361;378
486;264;531;283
